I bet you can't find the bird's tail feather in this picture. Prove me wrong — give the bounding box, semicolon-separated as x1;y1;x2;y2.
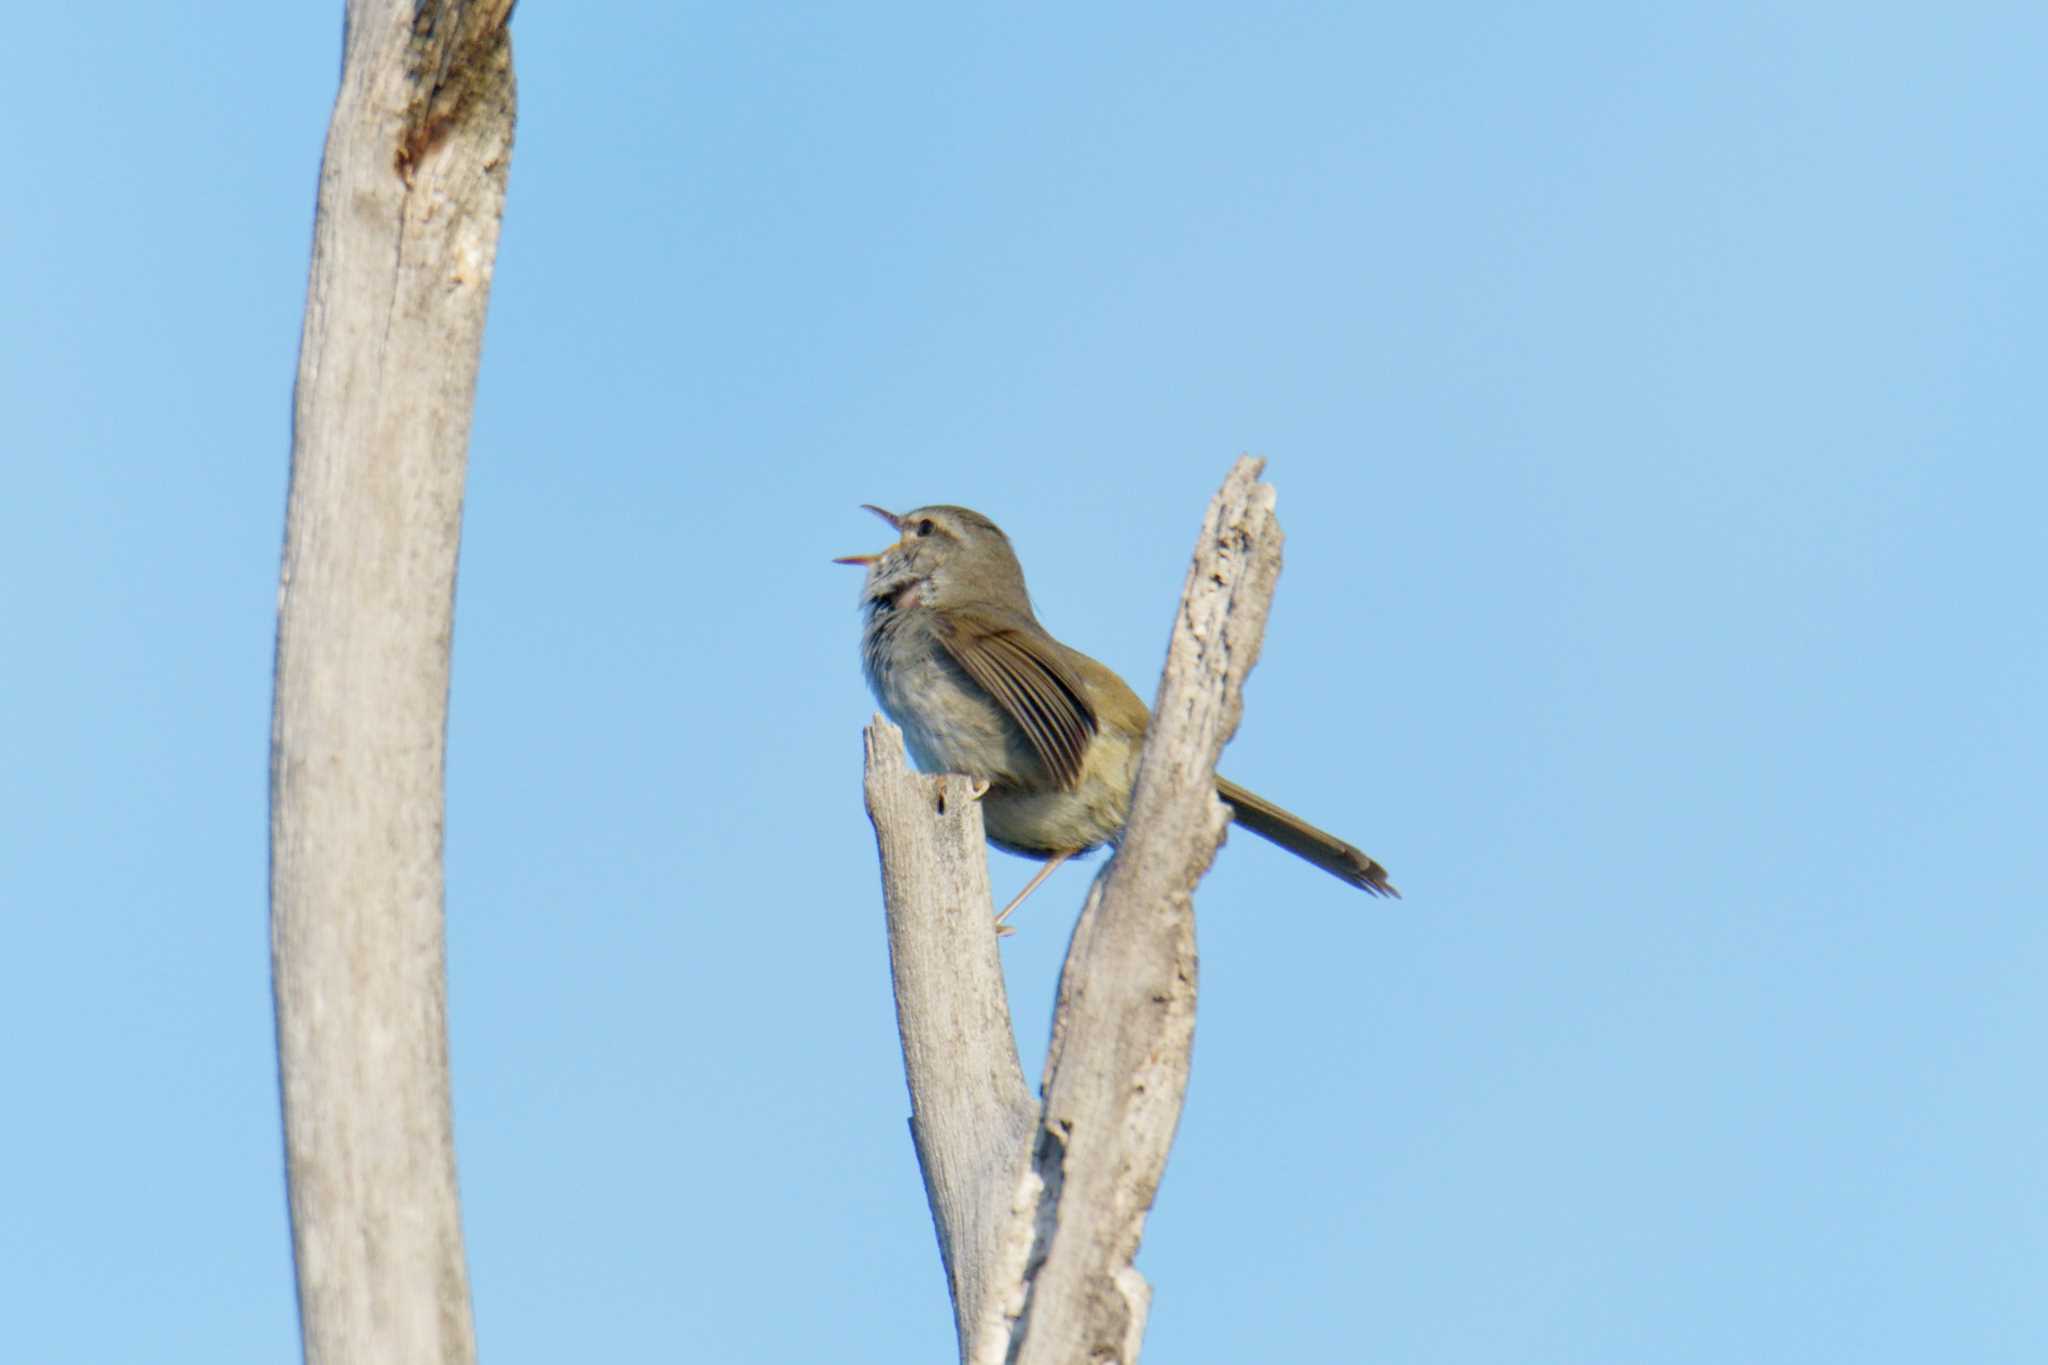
1215;775;1400;898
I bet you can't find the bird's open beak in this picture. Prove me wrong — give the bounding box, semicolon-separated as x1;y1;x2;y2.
833;504;902;565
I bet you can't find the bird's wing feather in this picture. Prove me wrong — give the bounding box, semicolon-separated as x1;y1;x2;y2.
934;611;1098;790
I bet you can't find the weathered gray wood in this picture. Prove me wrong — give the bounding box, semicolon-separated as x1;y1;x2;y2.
1008;457;1281;1364
864;729;1041;1361
863;459;1285;1364
270;4;515;1363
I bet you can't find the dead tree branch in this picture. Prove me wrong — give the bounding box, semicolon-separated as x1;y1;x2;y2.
270;4;515;1362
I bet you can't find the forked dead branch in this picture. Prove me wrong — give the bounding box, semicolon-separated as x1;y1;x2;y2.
861;457;1291;1364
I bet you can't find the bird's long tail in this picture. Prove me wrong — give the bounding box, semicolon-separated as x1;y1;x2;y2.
1215;776;1400;898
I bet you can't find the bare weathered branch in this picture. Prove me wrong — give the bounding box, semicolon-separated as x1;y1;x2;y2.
864;726;1041;1360
1008;457;1280;1364
270;4;515;1362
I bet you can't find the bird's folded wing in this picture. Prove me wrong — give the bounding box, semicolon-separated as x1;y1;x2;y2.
934;611;1098;790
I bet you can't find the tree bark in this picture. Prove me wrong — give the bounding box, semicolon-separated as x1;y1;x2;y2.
864;742;1041;1361
863;458;1285;1364
269;5;515;1363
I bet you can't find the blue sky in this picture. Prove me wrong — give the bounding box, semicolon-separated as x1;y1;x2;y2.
5;3;2043;1361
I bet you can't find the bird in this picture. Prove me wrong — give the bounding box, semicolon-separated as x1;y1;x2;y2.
838;503;1397;925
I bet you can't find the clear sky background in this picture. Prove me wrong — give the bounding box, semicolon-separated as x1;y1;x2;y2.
5;4;2043;1361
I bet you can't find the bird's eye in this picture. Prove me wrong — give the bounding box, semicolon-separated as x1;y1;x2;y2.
916;519;935;537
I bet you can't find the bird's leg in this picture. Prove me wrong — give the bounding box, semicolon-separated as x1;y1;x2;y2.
994;849;1075;932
